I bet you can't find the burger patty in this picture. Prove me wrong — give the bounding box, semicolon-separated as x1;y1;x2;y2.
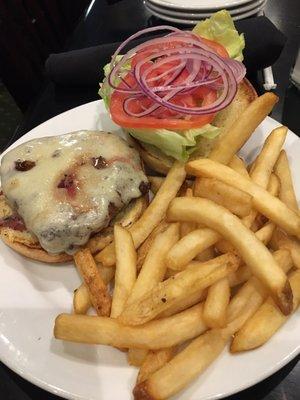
0;130;148;254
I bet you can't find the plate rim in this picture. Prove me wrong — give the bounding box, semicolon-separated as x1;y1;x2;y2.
146;0;265;17
145;2;265;23
0;99;299;400
148;0;256;11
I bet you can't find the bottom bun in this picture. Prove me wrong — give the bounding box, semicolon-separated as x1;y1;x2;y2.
0;194;148;264
137;78;257;175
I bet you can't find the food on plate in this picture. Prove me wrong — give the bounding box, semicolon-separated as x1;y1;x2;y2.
0;130;149;261
99;11;259;175
186;159;300;239
203;277;230;328
119;253;239;326
73;264;114;315
137;347;175;384
133;329;229;400
167;197;293;315
180;188;197;237
125;223;179;306
128;348;149;367
74;248;112;316
54;302;208;350
95;161;186;267
52;114;299;398
166;227;221;271
195;177;253;217
0;9;296;400
274;150;299;212
111;225;137;318
231;270;300;352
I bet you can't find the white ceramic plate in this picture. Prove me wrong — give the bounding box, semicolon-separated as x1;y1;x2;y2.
148;0;255;11
146;0;265;18
0;99;299;400
146;2;265;24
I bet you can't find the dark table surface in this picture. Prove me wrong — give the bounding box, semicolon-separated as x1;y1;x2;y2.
1;0;300;399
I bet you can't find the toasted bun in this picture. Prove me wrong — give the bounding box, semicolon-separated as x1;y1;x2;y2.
0;193;148;263
137;78;257;175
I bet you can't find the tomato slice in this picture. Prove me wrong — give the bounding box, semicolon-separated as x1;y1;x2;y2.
110;37;226;130
110;86;217;130
200;37;229;59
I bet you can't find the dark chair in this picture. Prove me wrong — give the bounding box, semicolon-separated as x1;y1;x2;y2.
0;0;90;111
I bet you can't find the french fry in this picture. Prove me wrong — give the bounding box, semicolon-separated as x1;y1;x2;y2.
216;220;275;255
229;155;249;177
73;249;112;316
137;347;176;383
73;264;115;314
250;126;288;187
136;220;169;270
128;348;148;367
86;229;113;255
73;284;90;315
158;289;207;318
111;225;136;318
227;249;293;322
223;291;267;336
166;228;220;271
133;329;228;400
126;223;179;306
241;126;287;229
86;196;148;254
270;228;300;269
216;173;279;254
203;277;230;328
180;188;197;237
194;93;278;209
227;264;252;287
195;246;215;262
194;178;253;217
95;161;186;267
231;269;300;352
167;197;293;315
186;159;300;239
274;150;298;212
208;93;278;165
147;176;165;194
119;253;239;326
54;303;207;350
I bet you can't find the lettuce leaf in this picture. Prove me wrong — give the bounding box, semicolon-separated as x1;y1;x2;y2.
127;125;220;162
192;10;245;61
99;55;131;109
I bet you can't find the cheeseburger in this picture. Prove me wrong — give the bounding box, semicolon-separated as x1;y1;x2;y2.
0;131;148;262
100;10;257;174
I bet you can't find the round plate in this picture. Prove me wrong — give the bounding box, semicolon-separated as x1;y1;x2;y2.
145;2;265;24
146;0;265;18
148;0;255;11
0;100;300;400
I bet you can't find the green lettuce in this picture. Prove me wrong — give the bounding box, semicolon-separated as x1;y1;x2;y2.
127;125;220;162
99;55;131;109
192;10;245;61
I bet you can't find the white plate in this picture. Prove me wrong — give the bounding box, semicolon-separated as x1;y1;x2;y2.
146;2;265;24
0;99;300;400
148;0;255;11
146;0;265;18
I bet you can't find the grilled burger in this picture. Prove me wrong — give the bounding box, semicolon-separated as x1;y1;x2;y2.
0;130;149;262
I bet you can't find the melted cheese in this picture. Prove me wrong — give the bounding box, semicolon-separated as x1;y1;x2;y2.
1;131;147;254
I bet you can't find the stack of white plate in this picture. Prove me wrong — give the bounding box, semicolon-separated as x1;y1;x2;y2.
144;0;267;25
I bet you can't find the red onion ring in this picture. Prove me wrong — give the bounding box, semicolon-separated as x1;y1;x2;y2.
107;26;246;119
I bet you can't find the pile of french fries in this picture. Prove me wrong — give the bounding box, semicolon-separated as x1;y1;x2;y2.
54;92;300;400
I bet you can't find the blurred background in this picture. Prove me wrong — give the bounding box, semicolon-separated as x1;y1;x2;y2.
0;0;299;151
0;0;90;149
